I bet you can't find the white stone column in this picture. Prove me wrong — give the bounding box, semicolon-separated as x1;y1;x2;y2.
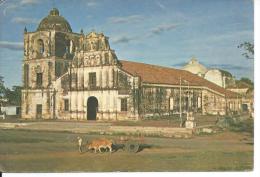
108;52;112;64
102;69;106;88
99;93;103;112
71;92;76;112
102;52;105;65
109;93;114;112
117;97;120;112
107;94;110;111
102;94;106;112
105;69;109;88
99;70;102;88
81;69;84;88
78;92;83;117
77;68;81;88
96;69;100;87
84;70;88;88
109;68;114;88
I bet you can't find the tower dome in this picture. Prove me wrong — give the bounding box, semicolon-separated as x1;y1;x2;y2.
182;57;208;75
37;8;72;32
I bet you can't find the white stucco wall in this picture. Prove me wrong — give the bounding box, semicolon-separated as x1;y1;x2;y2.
204;69;223;87
1;106;19;115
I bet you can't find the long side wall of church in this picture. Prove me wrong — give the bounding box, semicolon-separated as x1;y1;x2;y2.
139;86;241;117
139;86;203;118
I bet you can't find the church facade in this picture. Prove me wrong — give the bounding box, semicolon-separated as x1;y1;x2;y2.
21;8;241;121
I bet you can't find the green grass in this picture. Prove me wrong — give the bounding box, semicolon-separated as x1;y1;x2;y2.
0;129;253;172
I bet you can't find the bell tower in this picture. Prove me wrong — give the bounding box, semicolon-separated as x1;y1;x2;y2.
21;8;80;119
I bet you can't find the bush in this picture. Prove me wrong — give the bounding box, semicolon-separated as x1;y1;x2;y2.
229;119;254;135
217;116;254;136
216;116;236;128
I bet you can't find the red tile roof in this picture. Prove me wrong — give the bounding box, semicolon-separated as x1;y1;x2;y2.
120;60;238;98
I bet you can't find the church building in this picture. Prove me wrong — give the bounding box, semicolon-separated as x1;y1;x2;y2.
21;8;241;121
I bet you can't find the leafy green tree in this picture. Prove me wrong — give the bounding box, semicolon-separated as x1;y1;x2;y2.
0;75;22;105
0;75;6;98
240;77;253;86
238;42;254;59
5;86;22;105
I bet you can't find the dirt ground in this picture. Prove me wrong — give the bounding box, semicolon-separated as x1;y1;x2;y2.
0;128;253;172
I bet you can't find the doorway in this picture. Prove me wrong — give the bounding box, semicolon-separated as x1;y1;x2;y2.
242;104;248;112
87;96;98;120
36;104;42;119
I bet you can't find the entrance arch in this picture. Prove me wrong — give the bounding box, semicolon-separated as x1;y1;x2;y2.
87;96;98;120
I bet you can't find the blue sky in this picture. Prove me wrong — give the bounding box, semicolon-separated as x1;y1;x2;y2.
0;0;254;88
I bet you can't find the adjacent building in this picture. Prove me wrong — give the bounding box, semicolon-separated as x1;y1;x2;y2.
227;81;254;115
182;57;235;88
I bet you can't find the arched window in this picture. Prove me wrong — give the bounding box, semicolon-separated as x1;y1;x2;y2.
37;39;44;54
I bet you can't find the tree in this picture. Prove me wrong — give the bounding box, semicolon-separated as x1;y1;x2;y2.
0;75;22;105
0;75;6;98
238;42;254;59
5;86;22;105
239;77;254;87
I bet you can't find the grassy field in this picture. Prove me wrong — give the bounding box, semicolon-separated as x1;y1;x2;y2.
0;127;253;172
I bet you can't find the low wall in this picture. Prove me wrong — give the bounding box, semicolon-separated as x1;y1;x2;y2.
0;122;193;138
107;126;192;138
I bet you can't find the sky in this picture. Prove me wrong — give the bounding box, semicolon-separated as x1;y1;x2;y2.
0;0;254;88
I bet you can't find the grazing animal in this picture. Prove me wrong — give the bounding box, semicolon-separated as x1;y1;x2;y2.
88;139;113;153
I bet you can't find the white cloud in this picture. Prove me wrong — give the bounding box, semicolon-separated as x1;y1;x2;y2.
183;30;253;46
156;1;166;10
86;15;93;19
111;36;136;44
3;0;40;16
150;23;178;35
206;30;253;42
3;3;18;16
0;41;23;50
108;15;143;24
20;0;40;5
12;17;39;24
0;0;6;5
86;1;98;7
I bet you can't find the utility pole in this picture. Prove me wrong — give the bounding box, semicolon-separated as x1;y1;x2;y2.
225;93;227;115
236;85;241;114
179;76;182;127
183;80;190;112
52;88;56;119
188;81;190;112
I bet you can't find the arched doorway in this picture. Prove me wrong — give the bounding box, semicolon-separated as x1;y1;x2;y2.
87;96;98;120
